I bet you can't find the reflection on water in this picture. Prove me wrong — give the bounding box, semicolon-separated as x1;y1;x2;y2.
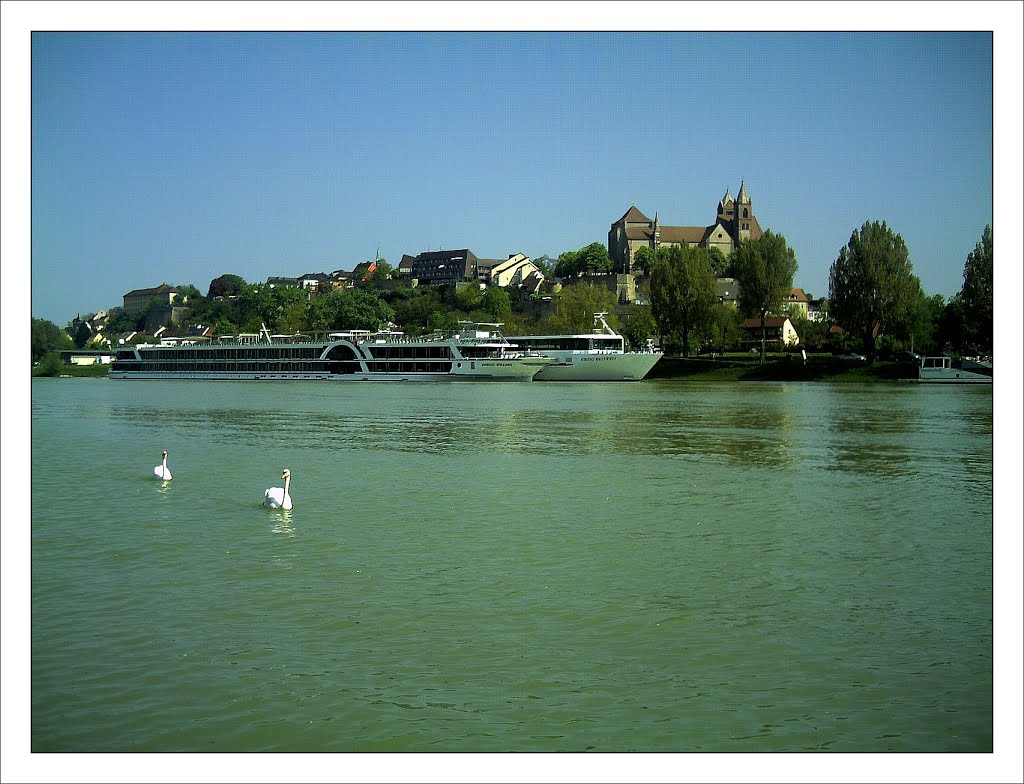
106;384;993;487
33;378;992;753
270;510;294;538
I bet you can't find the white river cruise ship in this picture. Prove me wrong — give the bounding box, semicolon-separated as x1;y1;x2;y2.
509;313;663;381
108;323;551;382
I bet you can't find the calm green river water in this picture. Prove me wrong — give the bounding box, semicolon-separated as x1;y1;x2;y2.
30;377;992;752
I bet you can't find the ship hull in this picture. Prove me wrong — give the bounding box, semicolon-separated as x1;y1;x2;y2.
533;352;663;381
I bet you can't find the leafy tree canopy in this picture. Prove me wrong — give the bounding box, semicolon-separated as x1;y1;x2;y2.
481;286;512;321
706;246;729;277
176;284;203;302
554;242;613;278
539;283;618;334
733;231;798;320
649;244;716;357
828;220;917;360
207;274;247;299
959;225;993;353
32;317;73;363
633;246;656;276
620;306;657;350
307;288;396;332
732;230;798;362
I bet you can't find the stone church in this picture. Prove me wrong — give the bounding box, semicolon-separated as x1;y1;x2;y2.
607;183;764;274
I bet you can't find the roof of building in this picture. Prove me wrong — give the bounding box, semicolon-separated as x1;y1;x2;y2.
412;248;476;261
785;288;809;302
661;225;710;245
714;278;739;299
124;283;177;298
741;317;793;330
615;206;652;225
522;270;545;294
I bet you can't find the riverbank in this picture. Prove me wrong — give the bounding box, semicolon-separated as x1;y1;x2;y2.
646;355;918;382
34;357;919;382
32;363;109;378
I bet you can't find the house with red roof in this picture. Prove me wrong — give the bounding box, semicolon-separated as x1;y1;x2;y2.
741;316;800;348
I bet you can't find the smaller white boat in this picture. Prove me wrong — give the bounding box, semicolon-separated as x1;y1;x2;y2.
510;313;663;381
917;356;992;384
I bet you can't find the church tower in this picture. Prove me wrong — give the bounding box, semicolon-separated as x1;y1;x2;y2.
718;188;735;222
653;212;661;250
735;181;753;244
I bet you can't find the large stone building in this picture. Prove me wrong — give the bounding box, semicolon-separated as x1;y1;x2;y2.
122;283;180;313
608;183;764;274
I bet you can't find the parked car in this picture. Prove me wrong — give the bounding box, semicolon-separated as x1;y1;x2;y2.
836;353;867;362
894;351;922;363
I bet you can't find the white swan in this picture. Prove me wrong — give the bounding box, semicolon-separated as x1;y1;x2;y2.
264;469;292;510
154;450;172;481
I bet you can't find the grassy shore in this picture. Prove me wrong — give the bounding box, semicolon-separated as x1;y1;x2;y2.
32;363;110;378
647;355;918;382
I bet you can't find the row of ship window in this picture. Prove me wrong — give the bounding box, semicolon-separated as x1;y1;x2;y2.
137;348;325;360
113;360;455;374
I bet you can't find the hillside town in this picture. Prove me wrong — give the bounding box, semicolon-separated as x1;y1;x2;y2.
35;185;993;371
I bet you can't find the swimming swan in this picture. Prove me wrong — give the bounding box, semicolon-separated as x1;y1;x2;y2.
264;469;292;510
154;450;172;481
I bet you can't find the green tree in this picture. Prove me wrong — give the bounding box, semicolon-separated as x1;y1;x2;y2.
532;255;556;277
706;246;729;277
937;295;968;355
391;287;444;333
554;242;612;278
104;307;145;336
428;310;460;332
620;306;657;350
32;317;73;363
453;284;483;312
731;230;798;363
960;225;993;353
649;244;716;357
237;284;276;330
706;304;743;354
176;284;203;304
213;317;237;336
633;246;656;276
906;290;946;355
553;249;581;278
71;320;93;349
578;242;613;275
828;220;918;361
481;286;512;321
207;274;247;298
541;283;618;334
35;351;66;376
307;288;396;332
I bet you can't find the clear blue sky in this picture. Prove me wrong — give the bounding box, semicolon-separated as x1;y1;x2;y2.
30;31;993;325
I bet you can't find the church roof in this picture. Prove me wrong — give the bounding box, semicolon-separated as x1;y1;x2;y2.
616;205;651;225
659;225;707;245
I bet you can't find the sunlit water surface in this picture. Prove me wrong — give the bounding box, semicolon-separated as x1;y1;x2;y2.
31;378;992;751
